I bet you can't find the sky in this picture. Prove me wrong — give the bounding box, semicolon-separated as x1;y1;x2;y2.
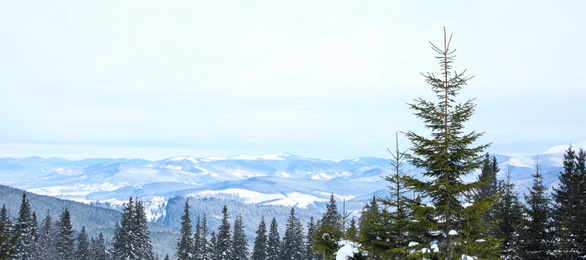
0;1;585;161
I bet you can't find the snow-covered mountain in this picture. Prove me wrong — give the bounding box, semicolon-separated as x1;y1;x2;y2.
0;143;581;223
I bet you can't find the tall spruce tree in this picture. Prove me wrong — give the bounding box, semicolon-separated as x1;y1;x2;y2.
36;210;57;260
312;195;342;259
401;28;499;259
199;214;213;260
281;208;305;260
251;216;268;260
357;196;384;259
304;216;320;260
473;154;500;222
89;233;109;260
0;204;18;259
493;167;522;258
553;146;586;258
177;200;194;260
14;193;36;260
517;158;554;259
376;133;414;259
215;205;232;260
56;208;75;260
232;214;248;260
266;217;280;260
209;231;217;260
193;215;202;259
75;226;90;260
113;197;155;260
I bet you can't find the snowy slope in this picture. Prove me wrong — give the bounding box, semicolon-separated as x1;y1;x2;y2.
0;143;580;222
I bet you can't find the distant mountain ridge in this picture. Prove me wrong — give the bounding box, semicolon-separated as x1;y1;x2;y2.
0;145;581;224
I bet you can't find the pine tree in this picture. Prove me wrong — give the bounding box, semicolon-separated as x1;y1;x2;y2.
215;205;232;260
232;214;248;260
209;231;217;259
36;210;57;260
517;158;554;259
266;217;280;260
56;208;75;260
134;200;155;260
199;214;213;260
251;216;268;260
193;215;202;259
553;146;586;258
312;195;342;259
177;200;194;260
75;226;90;260
113;197;155;260
14;193;36;260
281;208;305;260
89;233;109;260
401;28;499;259
493;167;522;258
357;196;384;259
164;254;171;260
304;217;320;260
473;154;500;222
376;134;415;259
0;204;18;259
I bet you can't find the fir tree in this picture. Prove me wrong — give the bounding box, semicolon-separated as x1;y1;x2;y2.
134;200;155;260
177;200;194;260
357;196;384;260
113;197;155;260
266;217;280;260
76;226;90;260
251;216;268;260
553;146;586;258
493;167;522;258
14;193;36;260
305;217;320;260
232;214;248;260
402;28;499;259
36;210;57;260
281;208;305;260
215;205;232;260
199;214;213;260
56;208;75;260
89;233;109;260
517;158;554;259
473;154;500;222
193;215;202;259
312;195;342;259
0;204;18;259
209;231;217;259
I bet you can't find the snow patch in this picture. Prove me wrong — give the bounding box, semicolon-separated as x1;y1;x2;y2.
336;240;359;260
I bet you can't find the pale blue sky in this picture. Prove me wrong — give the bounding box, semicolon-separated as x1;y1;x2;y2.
1;1;585;160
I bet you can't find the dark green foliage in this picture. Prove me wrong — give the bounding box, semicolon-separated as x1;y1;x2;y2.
0;204;18;259
517;159;554;260
281;208;305;260
177;200;194;260
215;205;232;260
89;233;109;260
251;216;267;260
304;216;320;260
209;231;217;259
312;195;342;259
357;196;384;259
493;168;522;258
232;214;248;260
113;197;155;260
76;226;90;260
552;147;586;258
14;193;37;260
401;28;499;259
473;154;500;223
56;208;75;260
266;217;280;260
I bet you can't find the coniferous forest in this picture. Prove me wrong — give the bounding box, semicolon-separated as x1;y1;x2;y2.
1;29;586;260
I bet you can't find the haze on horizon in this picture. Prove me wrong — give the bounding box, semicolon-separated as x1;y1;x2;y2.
1;1;585;161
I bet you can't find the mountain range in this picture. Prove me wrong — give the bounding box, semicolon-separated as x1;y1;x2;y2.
1;143;581;224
